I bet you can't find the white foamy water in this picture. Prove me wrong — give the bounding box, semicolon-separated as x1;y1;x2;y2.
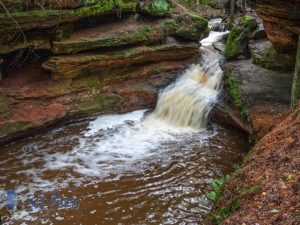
152;29;226;129
44;109;209;177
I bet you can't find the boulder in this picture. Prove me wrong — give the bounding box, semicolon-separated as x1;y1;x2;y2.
137;0;173;17
173;13;209;41
251;24;267;40
249;39;296;71
224;15;258;60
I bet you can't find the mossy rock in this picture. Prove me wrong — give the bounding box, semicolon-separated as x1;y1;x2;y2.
77;93;122;112
0;0;98;13
52;19;177;54
0;121;31;138
249;40;296;71
0;0;137;31
137;0;173;17
224;26;245;60
174;13;209;41
224;16;258;60
242;15;258;33
224;67;249;118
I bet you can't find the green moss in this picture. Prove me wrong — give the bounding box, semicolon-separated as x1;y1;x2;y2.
175;12;209;41
139;0;172;17
54;22;168;54
224;26;243;60
251;45;295;71
161;19;179;33
0;121;30;137
225;16;258;60
225;67;249;118
0;0;137;30
86;76;103;94
242;15;258;33
211;198;240;225
77;93;122;111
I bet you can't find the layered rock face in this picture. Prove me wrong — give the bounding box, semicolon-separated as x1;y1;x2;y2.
248;0;300;53
0;0;209;143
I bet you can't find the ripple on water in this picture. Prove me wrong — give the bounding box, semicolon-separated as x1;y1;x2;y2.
0;109;247;224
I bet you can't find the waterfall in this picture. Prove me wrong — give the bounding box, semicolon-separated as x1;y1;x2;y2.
152;27;226;129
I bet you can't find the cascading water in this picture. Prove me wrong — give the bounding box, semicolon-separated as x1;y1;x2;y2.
0;20;243;225
152;43;223;129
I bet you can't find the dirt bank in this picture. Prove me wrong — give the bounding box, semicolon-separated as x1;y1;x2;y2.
207;102;300;224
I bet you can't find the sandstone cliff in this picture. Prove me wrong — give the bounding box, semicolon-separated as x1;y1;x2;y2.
248;0;300;53
0;0;210;144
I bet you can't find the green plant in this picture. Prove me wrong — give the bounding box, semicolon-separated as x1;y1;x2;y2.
212;198;240;225
205;175;230;202
225;67;249;118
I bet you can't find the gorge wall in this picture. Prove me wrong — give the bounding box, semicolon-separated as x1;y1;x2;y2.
248;0;300;53
0;0;216;144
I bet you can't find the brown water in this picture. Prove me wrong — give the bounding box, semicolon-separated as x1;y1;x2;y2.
0;109;248;225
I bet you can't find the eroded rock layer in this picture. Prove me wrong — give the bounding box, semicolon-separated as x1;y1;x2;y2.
0;0;209;143
248;0;300;53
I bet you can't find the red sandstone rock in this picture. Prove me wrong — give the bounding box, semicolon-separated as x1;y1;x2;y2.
249;0;300;53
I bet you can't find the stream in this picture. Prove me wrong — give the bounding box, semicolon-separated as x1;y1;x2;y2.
0;20;248;225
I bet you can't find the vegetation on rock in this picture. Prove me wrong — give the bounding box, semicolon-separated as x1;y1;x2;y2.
174;12;209;41
224;15;258;60
250;40;296;71
137;0;173;17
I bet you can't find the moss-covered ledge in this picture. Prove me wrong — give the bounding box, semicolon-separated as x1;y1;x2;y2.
0;0;137;31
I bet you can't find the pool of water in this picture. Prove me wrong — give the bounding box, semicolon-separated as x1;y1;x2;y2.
0;109;248;224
